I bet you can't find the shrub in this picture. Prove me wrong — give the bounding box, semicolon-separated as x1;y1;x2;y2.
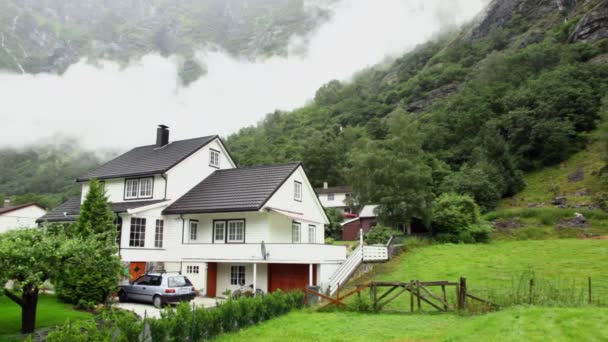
431;193;492;243
325;237;336;245
364;226;403;245
48;290;305;342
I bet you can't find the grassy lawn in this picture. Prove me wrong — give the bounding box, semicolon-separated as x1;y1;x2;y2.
216;306;608;341
0;294;91;340
353;239;608;308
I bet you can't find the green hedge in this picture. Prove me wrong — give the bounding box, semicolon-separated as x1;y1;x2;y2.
47;290;304;341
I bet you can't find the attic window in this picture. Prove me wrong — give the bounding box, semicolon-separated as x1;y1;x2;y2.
210;149;220;168
124;177;154;200
294;181;302;202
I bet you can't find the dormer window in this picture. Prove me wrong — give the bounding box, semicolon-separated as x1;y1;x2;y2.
294;181;302;202
124;177;154;200
210;149;220;168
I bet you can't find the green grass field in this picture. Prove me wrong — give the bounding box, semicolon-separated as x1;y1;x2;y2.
216;307;608;342
0;294;91;340
355;239;608;308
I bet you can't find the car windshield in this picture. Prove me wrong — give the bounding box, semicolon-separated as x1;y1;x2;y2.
168;276;191;287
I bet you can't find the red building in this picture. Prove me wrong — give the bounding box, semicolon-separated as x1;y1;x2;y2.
341;205;378;241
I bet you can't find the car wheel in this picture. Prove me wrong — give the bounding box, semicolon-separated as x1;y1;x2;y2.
153;295;163;309
118;291;128;303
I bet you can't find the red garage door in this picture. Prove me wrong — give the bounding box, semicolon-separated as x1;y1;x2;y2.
268;264;316;292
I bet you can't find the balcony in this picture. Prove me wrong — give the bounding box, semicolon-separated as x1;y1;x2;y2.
120;243;347;264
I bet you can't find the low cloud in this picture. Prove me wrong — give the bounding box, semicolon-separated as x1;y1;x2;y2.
0;0;489;149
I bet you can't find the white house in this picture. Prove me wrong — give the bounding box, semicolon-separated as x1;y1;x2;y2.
315;183;355;216
39;125;346;297
0;201;46;233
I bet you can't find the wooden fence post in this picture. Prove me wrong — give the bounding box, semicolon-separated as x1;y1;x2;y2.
416;280;421;311
409;280;414;312
588;276;592;305
459;277;467;310
441;284;447;311
529;278;535;305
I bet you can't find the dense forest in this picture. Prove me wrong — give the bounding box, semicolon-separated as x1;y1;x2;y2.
226;0;608;224
0;141;104;208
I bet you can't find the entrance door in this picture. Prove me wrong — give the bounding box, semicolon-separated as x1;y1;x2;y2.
268;264;316;292
182;263;206;294
206;262;217;297
129;262;147;282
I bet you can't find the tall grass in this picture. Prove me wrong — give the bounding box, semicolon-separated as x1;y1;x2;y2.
472;270;608;307
484;207;608;224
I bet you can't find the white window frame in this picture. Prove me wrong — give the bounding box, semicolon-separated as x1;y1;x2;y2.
292;222;301;243
210;149;220;168
129;217;146;247
186;265;200;274
139;177;153;198
227;220;245;243
294;181;302;201
124;177;154;200
190;220;198;241
125;179;139;199
154;219;164;248
230;265;246;286
327;193;335;201
214;221;226;243
308;225;316;244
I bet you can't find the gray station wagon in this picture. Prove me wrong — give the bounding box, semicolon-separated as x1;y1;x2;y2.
118;272;197;308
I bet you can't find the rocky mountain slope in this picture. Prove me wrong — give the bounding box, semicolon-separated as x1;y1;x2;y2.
226;0;608;210
0;0;332;83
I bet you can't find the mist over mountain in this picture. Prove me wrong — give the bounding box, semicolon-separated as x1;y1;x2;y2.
0;0;488;149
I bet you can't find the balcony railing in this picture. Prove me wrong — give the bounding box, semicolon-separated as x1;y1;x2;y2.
120;242;347;264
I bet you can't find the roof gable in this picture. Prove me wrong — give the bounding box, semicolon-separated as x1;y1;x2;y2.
163;162;301;214
0;203;45;216
77;135;218;181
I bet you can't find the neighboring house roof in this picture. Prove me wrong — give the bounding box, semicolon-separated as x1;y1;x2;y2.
77;136;218;181
315;185;353;195
340;205;378;226
164;162;301;214
37;197;166;223
359;205;379;218
0;203;46;216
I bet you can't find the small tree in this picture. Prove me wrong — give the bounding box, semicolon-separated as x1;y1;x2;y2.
324;208;344;239
0;228;65;333
348;115;434;233
55;179;123;307
431;193;492;243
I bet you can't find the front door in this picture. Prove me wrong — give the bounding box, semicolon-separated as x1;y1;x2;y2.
206;262;217;297
129;262;147;282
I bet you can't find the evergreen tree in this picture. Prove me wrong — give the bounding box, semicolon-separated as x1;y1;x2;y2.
55;179;123;307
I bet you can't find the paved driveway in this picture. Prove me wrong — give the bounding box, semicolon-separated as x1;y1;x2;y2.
116;296;224;318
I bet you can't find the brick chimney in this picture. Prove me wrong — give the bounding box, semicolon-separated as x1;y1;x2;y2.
156;125;170;147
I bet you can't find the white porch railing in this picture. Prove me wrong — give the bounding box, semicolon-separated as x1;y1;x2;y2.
327;244;362;295
362;245;388;261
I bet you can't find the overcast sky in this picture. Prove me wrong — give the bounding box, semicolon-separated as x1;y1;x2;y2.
0;0;489;149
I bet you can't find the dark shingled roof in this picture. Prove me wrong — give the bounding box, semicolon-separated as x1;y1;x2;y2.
164;162;301;214
37;197;166;223
314;185;353;195
77;136;217;181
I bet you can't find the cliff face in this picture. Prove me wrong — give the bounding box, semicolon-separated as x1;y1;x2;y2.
465;0;608;43
570;1;608;43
